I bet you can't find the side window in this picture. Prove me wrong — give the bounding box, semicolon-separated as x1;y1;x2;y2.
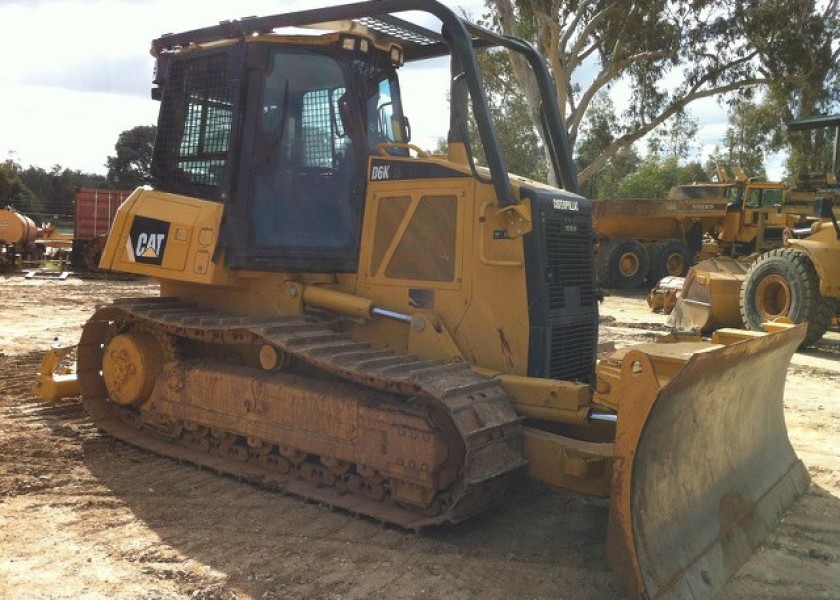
364;73;407;152
745;189;760;208
727;187;742;206
375;79;395;141
300;88;351;169
761;188;782;207
154;53;234;192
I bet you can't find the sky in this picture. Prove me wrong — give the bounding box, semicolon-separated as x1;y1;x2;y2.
0;0;763;180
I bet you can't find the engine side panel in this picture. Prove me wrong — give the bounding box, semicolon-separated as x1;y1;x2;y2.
101;188;231;286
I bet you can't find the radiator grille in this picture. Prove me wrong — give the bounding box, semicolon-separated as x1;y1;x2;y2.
543;215;594;310
549;321;596;383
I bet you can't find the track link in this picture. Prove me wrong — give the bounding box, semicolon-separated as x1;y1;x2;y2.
77;297;527;528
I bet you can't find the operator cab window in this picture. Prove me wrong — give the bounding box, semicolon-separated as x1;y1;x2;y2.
727;186;743;208
251;49;358;253
152;51;235;199
364;73;408;154
745;188;782;209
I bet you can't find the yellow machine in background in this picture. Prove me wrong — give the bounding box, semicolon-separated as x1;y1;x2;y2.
665;115;840;346
593;173;794;290
40;2;810;598
0;207;73;271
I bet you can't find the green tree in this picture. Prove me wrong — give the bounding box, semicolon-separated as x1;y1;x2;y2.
0;159;41;215
453;44;550;181
106;125;157;188
713;98;781;179
20;165;107;220
646;111;700;160
615;155;707;198
481;0;838;185
575;92;641;197
734;0;839;179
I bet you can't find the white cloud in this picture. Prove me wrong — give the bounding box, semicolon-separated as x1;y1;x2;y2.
0;0;484;174
1;83;158;172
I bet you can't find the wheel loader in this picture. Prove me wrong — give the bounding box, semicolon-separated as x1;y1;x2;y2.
36;2;810;598
664;115;840;346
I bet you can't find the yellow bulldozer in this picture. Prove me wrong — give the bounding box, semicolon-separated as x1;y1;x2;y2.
34;2;811;598
663;115;840;346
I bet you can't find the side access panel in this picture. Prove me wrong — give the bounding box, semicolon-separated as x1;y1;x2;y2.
100;188;232;285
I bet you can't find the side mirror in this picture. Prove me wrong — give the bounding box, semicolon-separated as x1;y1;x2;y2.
403;116;411;142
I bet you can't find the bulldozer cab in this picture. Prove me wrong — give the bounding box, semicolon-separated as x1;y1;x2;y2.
151;30;407;272
147;1;579;275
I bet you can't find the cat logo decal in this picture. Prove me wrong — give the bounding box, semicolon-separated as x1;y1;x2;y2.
127;216;170;265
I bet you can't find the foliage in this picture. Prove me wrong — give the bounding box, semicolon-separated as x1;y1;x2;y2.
480;0;839;184
734;0;839;179
468;47;550;181
615;155;707;198
705;98;781;180
106;125;157;189
589;147;643;198
646;111;700;160
20;165;107;220
575;92;642;197
0;159;41;215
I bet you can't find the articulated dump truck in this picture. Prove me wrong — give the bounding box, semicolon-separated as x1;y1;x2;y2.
37;2;810;598
593;176;791;289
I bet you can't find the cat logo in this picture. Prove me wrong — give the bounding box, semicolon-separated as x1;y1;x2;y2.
136;233;166;258
127;216;170;265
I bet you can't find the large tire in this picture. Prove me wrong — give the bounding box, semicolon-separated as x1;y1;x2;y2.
647;239;692;285
740;248;834;347
596;238;650;289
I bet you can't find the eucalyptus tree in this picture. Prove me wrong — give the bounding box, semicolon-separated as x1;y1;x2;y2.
483;0;837;184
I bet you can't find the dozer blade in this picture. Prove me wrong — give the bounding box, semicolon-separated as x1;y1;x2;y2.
666;257;750;332
606;324;809;599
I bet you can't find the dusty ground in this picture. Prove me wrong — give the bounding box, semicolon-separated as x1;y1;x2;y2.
0;275;837;599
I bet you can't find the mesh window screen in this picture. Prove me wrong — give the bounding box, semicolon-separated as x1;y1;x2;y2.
385;196;458;282
301;88;349;168
155;53;233;190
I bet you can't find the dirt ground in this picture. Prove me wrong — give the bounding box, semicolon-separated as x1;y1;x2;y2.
0;275;837;600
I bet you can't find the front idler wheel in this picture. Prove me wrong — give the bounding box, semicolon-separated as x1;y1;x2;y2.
101;330;166;406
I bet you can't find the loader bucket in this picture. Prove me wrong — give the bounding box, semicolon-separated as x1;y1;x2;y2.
666;257;750;332
606;325;809;599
